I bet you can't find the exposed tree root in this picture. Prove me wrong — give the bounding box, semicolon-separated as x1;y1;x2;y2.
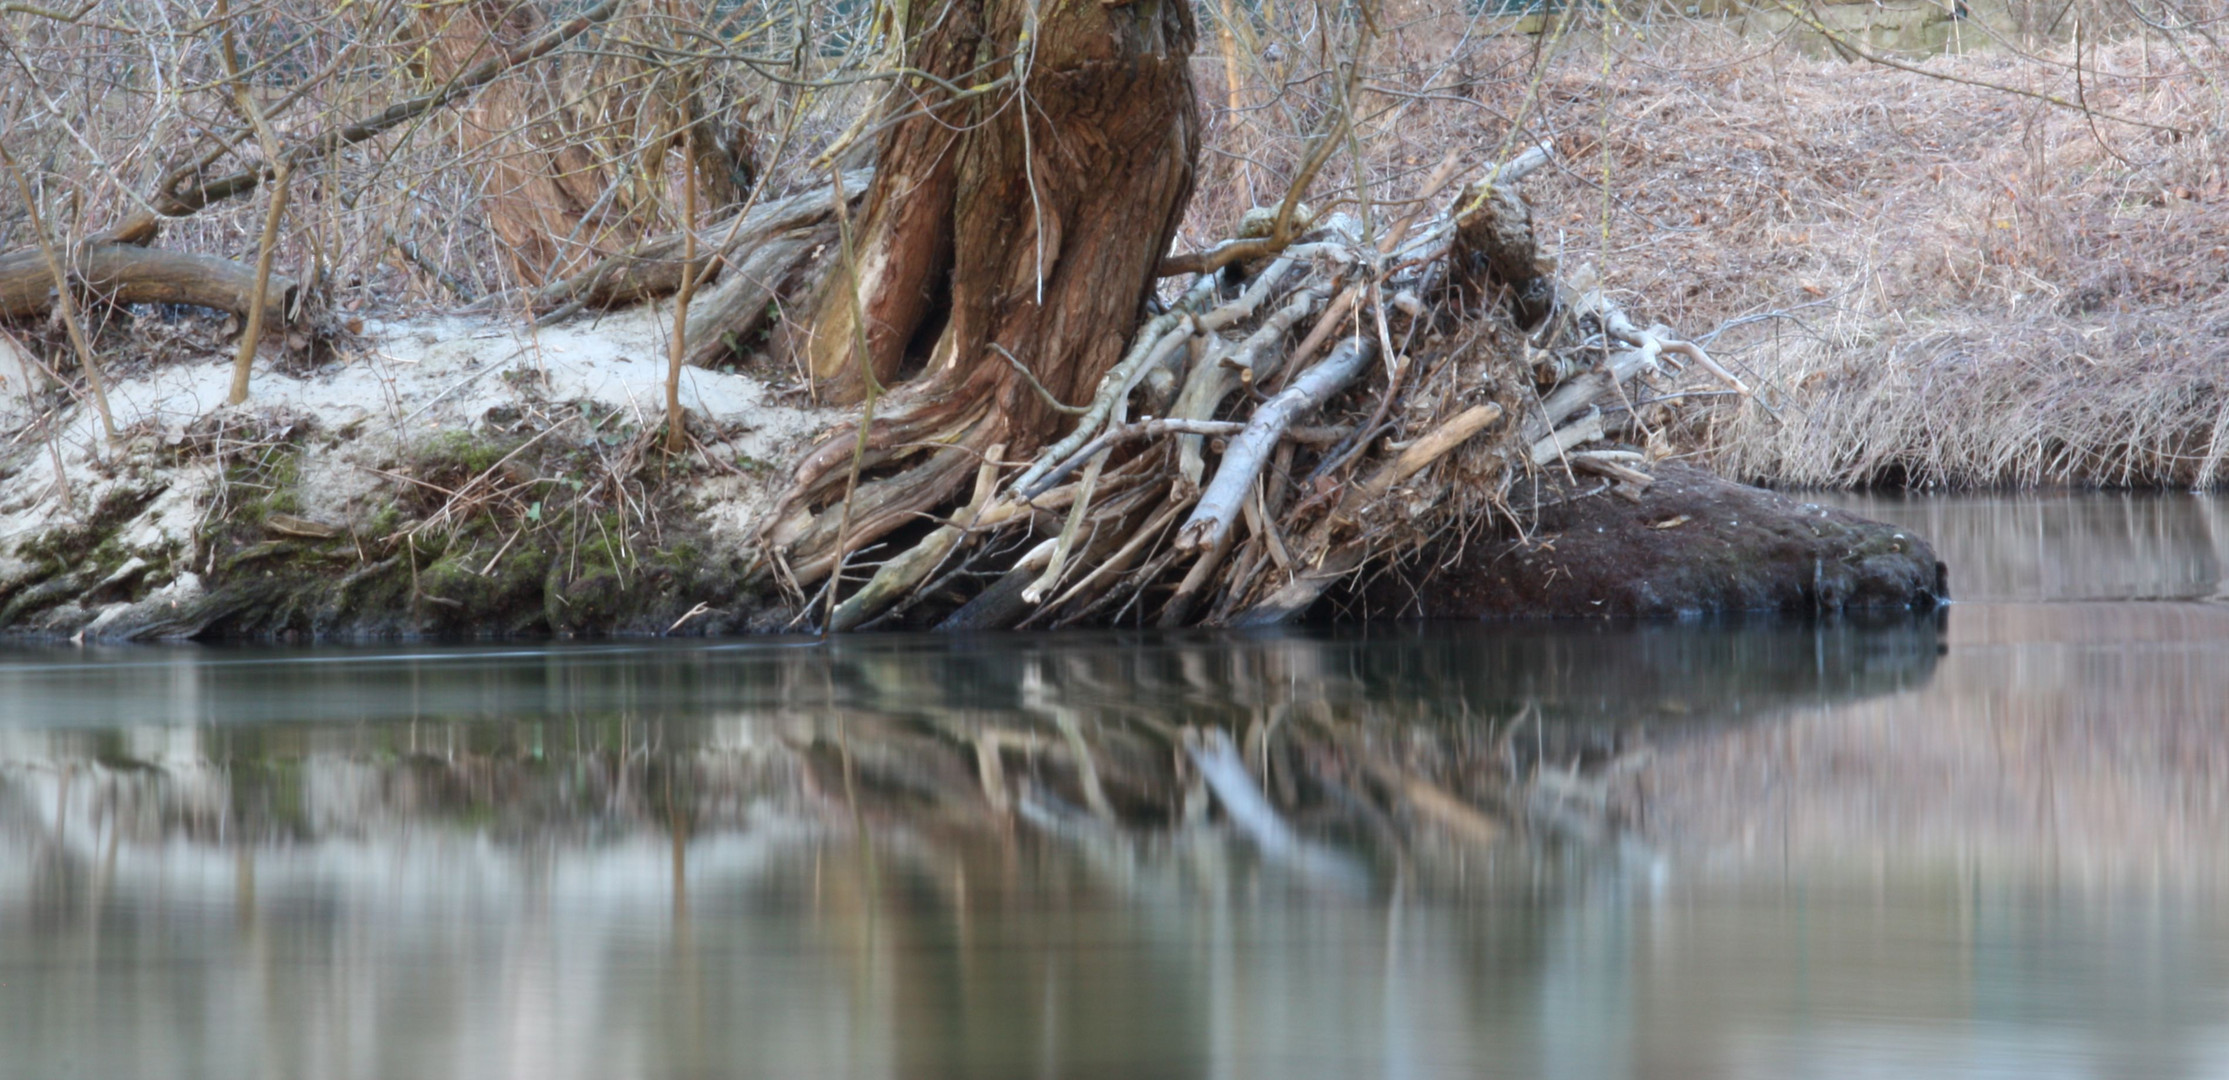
761;144;1744;631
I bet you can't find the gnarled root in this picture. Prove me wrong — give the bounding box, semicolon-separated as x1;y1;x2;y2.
763;142;1739;631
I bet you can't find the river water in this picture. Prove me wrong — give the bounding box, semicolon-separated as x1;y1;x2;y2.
3;493;2227;1079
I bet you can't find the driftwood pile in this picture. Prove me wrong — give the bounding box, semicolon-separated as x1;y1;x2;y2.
776;145;1750;631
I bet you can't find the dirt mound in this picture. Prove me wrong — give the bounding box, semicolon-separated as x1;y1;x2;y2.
1354;465;1946;619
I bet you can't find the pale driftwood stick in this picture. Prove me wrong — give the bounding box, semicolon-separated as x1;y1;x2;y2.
1195;255;1297;333
1178;337;1377;554
1271;282;1360;394
1600;309;1749;396
1024;446;1108;605
1241;486;1291;571
1570;452;1654;489
1034;497;1192;618
1023;418;1246;498
1158;526;1237;628
1574;448;1648;464
1015;322;1189;486
1026;306;1182;604
1228;543;1367;628
1014;322;1190;490
1520;344;1658;444
1492;142;1554;185
1529;408;1606;466
826;443;1005;631
1010;274;1218;495
1030;418;1349;496
1660;337;1751;396
1341;402;1504;510
1172;284;1330;484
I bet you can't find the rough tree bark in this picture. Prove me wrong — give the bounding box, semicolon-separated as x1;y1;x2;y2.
771;0;1200;581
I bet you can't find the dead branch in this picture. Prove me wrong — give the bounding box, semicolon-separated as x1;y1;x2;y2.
0;246;297;321
1178;336;1377;555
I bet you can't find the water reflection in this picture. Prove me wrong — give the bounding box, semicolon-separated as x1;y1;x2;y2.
7;494;2229;1078
1828;489;2229;602
0;617;1939;730
0;621;1947;1080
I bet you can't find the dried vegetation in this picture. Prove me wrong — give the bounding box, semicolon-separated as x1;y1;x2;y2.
0;0;2223;635
1517;30;2229;488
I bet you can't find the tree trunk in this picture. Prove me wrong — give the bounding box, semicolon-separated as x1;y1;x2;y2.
775;0;1199;579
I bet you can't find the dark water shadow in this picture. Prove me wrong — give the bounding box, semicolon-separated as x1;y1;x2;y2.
0;613;1943;733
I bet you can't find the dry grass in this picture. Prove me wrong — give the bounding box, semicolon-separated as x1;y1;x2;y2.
1514;30;2228;489
5;1;2223;488
1178;12;2227;488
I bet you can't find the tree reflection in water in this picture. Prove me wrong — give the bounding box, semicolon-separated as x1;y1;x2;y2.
0;621;1954;1079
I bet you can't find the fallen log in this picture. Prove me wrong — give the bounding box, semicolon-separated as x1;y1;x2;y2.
0;245;297;322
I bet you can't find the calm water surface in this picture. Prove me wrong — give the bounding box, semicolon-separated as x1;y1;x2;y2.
5;492;2229;1079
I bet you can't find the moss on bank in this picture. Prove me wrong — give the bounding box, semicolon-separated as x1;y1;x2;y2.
151;520;767;641
1;414;790;642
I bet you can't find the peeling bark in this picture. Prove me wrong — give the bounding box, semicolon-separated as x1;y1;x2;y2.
798;0;1197;420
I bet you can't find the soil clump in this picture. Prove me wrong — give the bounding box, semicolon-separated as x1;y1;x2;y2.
1354;465;1946;620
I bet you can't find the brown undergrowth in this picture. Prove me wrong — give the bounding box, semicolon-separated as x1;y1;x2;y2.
1499;31;2226;488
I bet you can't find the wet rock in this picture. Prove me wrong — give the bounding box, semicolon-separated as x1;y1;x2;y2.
1357;464;1946;619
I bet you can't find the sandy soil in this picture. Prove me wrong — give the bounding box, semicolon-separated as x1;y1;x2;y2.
0;306;838;638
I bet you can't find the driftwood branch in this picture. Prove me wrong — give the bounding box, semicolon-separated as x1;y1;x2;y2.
762;138;1736;635
533;169;870;314
1178;336;1377;554
1338;402;1504;515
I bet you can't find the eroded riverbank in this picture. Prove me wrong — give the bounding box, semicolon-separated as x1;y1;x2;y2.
1;311;1944;640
